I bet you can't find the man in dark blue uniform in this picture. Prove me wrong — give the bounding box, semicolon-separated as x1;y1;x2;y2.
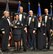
27;10;37;50
1;11;10;51
51;15;53;43
18;6;27;51
42;8;52;49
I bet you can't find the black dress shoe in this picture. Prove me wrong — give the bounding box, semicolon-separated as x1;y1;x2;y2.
31;49;35;51
33;48;38;51
2;49;9;52
23;49;27;52
46;47;50;50
17;48;21;52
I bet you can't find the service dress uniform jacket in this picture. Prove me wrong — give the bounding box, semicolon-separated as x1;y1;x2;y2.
12;20;22;41
27;16;37;49
0;17;10;51
37;19;46;50
42;14;52;49
18;12;27;50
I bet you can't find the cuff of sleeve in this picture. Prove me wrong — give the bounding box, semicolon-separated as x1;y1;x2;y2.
33;28;37;30
25;25;27;27
1;28;5;31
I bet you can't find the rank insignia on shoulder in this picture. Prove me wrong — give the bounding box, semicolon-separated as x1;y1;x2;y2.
32;18;34;22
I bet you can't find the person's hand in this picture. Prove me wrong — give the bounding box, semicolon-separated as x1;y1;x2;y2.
9;36;11;40
14;26;17;28
2;31;5;34
43;33;46;35
24;27;27;33
33;30;36;34
50;29;53;33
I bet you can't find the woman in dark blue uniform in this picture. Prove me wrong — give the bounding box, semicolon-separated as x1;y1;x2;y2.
37;16;46;50
12;13;22;51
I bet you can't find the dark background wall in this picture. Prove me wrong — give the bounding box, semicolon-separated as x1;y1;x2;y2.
0;0;53;17
23;0;53;14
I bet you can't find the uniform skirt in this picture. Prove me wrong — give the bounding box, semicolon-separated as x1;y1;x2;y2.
37;28;44;50
13;28;22;41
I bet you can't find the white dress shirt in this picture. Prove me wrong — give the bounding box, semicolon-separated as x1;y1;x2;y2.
45;16;48;23
19;14;22;21
38;22;41;27
7;18;11;25
28;17;31;25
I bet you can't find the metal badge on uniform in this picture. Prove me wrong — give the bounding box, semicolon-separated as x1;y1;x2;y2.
21;23;23;26
23;16;25;19
49;17;51;19
43;33;46;35
32;18;34;22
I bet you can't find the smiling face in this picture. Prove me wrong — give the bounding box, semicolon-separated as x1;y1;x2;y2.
29;10;33;16
19;6;23;13
44;9;48;15
4;11;10;17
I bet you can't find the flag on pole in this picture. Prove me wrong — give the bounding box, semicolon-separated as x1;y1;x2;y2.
50;3;52;16
5;0;9;11
37;3;41;16
17;1;21;13
28;2;30;12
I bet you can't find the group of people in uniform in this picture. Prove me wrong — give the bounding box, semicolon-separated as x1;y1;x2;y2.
0;6;53;52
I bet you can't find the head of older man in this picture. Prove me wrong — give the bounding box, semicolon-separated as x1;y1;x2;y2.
19;6;23;13
3;11;10;17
